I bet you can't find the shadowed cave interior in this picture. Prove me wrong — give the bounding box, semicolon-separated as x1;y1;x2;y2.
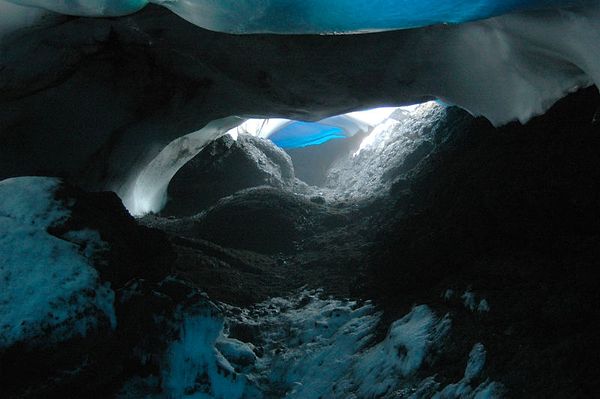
1;2;600;399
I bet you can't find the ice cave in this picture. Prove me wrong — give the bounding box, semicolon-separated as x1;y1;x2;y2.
1;1;600;398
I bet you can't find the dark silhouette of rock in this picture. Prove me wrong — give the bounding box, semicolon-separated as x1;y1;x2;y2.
191;186;346;254
163;134;295;217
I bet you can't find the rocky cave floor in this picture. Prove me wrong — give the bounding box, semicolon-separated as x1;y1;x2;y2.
140;189;379;306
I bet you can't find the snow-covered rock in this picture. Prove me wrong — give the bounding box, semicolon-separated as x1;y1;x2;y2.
0;176;178;398
0;176;116;347
118;278;262;399
325;102;453;200
220;290;459;399
164;133;295;217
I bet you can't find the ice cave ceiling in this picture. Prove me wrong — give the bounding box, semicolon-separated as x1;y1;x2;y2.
1;0;599;210
1;0;595;33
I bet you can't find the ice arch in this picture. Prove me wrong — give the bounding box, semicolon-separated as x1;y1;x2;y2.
120;117;242;216
121;107;399;215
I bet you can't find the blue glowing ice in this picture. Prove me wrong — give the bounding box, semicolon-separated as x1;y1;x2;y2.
3;0;593;33
269;121;348;149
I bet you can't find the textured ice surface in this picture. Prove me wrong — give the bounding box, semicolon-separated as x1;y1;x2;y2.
0;177;116;348
152;0;594;34
6;0;591;34
120;117;241;216
269;121;347;148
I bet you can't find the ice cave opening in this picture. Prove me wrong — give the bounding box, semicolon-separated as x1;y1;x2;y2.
121;105;427;217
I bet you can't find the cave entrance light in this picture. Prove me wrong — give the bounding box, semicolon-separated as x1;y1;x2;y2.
227;106;400;149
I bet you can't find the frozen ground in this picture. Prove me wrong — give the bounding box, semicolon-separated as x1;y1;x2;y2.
119;290;503;398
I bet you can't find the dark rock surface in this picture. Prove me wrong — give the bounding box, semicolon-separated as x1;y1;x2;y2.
163;133;295;217
161;186;349;255
369;87;600;398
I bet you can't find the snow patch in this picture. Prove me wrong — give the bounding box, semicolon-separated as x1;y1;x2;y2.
427;343;503;399
0;176;116;348
462;291;478;311
121;290;503;398
477;299;490;313
225;291;452;398
464;343;487;382
251;291;380;398
162;313;249;398
443;289;455;301
351;305;451;398
461;290;491;313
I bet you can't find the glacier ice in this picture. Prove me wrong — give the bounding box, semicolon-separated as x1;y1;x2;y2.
0;177;116;348
153;0;595;34
4;0;594;34
237;114;372;149
120;116;242;216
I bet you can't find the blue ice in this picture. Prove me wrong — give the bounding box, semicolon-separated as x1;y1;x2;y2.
269;121;348;149
4;0;593;33
154;0;593;34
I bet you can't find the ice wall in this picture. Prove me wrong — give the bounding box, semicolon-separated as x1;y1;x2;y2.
120;117;242;216
4;0;593;34
0;0;48;40
153;0;594;34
